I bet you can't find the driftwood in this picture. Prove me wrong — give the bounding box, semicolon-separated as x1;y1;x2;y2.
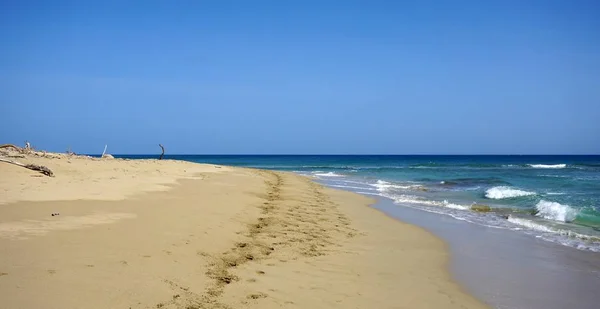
101;145;108;157
159;144;165;160
0;158;54;177
0;144;24;153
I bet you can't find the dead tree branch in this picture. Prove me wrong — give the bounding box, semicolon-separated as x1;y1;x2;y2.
159;144;165;160
0;158;54;177
0;144;24;153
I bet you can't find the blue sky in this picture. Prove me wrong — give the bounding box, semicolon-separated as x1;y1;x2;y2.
1;0;599;154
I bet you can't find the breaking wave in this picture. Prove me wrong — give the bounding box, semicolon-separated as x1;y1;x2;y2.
528;164;567;169
485;186;536;199
507;217;554;233
313;172;344;177
371;180;420;192
535;200;578;222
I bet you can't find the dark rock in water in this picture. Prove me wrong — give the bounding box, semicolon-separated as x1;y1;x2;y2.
471;204;492;212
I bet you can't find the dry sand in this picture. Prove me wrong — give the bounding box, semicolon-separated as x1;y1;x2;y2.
0;152;488;309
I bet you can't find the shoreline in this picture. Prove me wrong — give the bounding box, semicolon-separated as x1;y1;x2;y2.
0;153;487;308
313;178;600;309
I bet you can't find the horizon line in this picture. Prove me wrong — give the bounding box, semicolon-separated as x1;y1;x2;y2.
89;153;600;156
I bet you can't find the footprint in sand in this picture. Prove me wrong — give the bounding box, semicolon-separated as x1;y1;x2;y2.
247;292;267;300
47;269;56;275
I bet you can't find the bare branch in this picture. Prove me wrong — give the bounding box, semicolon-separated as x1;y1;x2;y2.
159;144;165;160
0;144;24;153
0;158;54;177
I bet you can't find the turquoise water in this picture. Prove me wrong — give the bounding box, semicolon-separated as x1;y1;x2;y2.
120;155;600;252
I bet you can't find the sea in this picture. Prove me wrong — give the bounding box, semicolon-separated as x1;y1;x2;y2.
119;155;600;252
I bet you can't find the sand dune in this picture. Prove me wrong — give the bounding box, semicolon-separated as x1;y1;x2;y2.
0;153;487;308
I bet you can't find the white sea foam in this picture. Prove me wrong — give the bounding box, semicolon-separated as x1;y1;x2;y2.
535;200;578;222
338;179;378;185
507;216;600;244
485;186;536;199
528;164;567;169
507;217;555;233
371;180;417;192
390;194;443;207
443;200;470;210
354;191;381;196
540;174;569;178
313;172;344;177
387;194;470;210
328;184;376;191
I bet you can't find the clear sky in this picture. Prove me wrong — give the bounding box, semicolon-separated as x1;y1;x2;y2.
1;0;599;154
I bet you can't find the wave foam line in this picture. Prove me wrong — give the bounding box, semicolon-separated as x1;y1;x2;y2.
313;172;344;177
386;193;470;210
508;216;600;242
528;164;567;169
371;180;423;192
328;184;377;191
485;186;536;199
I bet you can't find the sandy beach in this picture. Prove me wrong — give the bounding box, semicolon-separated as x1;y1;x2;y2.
0;151;487;309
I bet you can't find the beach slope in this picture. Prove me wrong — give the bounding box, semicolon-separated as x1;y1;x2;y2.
0;153;487;309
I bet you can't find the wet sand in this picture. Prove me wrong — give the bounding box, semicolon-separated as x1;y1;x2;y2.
0;152;486;309
373;196;600;309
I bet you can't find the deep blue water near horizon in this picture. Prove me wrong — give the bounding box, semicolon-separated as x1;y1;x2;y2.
118;155;600;252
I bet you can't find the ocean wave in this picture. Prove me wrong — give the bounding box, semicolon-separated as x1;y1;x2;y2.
507;216;600;243
485;186;536;199
528;164;567;169
328;184;376;191
313;172;344;177
535;200;578;222
539;174;569;178
388;194;443;207
336;179;379;185
386;194;470;210
507;217;554;233
409;164;500;169
362;188;600;251
439;177;510;188
354;191;381;196
371;180;419;192
443;200;470;210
